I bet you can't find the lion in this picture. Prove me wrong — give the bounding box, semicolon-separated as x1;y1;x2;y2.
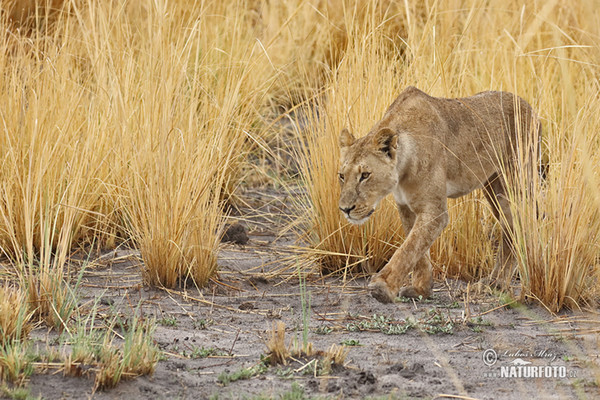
338;86;540;303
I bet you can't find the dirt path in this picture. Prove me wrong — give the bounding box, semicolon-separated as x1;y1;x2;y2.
23;190;600;400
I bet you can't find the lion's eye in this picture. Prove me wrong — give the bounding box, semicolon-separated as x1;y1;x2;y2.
360;172;371;181
338;173;345;182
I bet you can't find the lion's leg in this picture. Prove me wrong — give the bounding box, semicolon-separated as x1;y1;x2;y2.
396;205;433;299
369;201;447;303
369;204;414;302
482;174;516;289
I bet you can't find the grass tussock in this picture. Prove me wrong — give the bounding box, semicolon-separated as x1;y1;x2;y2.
63;308;160;390
264;321;348;376
0;285;35;387
92;318;160;390
0;286;34;344
0;340;34;387
266;321;290;365
509;88;600;311
23;265;78;330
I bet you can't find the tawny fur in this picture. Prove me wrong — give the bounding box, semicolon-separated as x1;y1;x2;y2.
338;86;539;303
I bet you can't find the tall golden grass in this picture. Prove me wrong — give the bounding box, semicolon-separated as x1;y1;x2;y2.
0;0;598;312
0;0;283;290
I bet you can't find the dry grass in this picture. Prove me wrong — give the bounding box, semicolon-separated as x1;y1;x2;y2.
0;340;33;387
0;284;35;387
0;0;275;289
264;321;348;375
509;87;600;311
320;344;349;375
0;285;34;344
266;321;290;365
62;306;160;390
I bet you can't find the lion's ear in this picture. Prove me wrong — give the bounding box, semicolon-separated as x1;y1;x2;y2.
372;128;398;159
339;128;356;148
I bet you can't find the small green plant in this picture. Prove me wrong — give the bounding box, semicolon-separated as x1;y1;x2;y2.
365;395;404;400
446;301;461;309
340;339;362;346
193;319;212;330
315;326;333;335
186;346;226;359
24;264;81;332
346;311;454;335
118;317;161;377
498;293;521;309
397;295;425;303
246;383;309;400
0;385;36;400
61;302;160;390
280;383;308;400
420;308;454;334
467;316;493;333
346;314;414;335
274;366;295;379
158;316;178;327
217;362;268;386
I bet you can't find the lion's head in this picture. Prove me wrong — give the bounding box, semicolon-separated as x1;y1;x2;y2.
338;127;399;225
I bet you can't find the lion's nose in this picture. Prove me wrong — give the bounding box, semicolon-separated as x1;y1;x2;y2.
339;205;356;215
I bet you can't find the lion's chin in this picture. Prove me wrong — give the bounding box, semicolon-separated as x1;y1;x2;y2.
345;209;374;225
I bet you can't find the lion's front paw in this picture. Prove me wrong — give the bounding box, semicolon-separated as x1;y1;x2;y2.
399;286;430;299
368;280;396;304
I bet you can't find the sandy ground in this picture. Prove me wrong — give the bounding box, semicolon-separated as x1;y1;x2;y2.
22;189;600;400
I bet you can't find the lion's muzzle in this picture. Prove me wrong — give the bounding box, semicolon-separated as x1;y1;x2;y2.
340;204;375;225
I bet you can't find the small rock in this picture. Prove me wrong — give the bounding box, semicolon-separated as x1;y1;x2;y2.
327;382;340;393
387;363;405;373
238;302;255;310
248;275;269;285
100;297;114;306
378;374;402;389
221;223;249;245
357;370;376;385
400;362;425;379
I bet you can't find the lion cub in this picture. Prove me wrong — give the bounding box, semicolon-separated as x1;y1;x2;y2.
338;86;539;303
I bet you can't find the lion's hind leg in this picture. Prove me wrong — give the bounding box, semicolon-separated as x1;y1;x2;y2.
482;173;517;289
